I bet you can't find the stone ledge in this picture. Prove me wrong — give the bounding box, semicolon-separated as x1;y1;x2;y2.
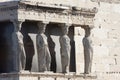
0;72;97;79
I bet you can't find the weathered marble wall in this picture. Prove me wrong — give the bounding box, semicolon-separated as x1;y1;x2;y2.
74;0;120;74
92;2;120;73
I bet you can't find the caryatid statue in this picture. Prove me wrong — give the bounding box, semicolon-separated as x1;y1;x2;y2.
36;22;51;72
59;23;71;73
12;20;26;71
82;26;93;74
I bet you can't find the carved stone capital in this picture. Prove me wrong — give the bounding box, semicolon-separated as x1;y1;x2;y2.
89;25;94;29
59;23;71;35
10;19;25;31
42;21;49;24
10;19;25;25
59;23;71;28
81;25;94;30
37;21;49;34
37;21;49;28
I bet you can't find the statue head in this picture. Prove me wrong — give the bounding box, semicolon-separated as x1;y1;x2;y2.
60;23;70;35
17;21;23;31
11;19;23;32
13;21;23;32
84;26;94;37
38;22;47;34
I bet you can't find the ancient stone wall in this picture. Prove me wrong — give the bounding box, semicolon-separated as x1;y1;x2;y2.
0;0;120;80
93;2;120;73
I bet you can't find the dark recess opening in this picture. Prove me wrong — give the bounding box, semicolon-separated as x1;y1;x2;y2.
21;22;37;71
0;22;14;73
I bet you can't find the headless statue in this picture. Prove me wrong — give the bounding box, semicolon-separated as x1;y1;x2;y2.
36;22;51;72
82;27;93;74
59;24;71;73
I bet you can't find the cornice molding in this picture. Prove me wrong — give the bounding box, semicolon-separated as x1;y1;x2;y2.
0;1;97;26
